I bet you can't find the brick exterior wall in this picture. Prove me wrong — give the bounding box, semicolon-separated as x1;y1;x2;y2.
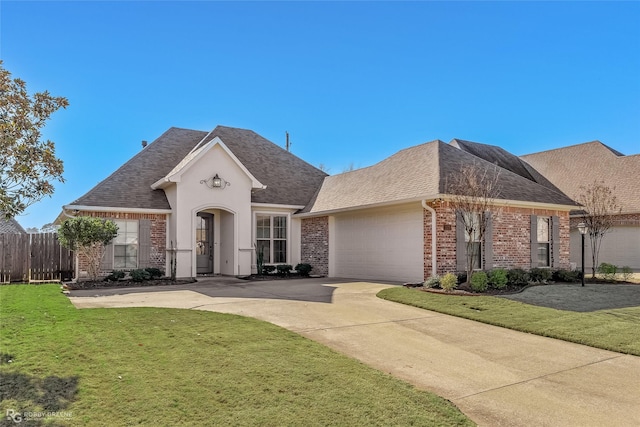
300;216;329;276
423;201;571;278
75;211;167;277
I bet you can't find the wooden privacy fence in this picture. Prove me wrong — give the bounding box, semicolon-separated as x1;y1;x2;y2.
0;233;74;283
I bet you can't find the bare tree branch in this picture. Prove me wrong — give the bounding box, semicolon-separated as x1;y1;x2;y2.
446;163;502;282
576;180;622;278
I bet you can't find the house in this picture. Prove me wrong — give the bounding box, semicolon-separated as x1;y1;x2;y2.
63;126;578;282
522;142;640;271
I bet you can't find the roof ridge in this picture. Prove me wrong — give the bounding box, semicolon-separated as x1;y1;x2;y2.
521;140;624;157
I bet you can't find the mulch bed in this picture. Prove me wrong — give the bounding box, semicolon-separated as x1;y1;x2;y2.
404;281;532;296
65;278;196;290
239;274;319;281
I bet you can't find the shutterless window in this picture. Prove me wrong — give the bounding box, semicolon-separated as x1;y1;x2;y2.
114;220;138;269
536;217;550;267
256;215;287;264
464;212;482;270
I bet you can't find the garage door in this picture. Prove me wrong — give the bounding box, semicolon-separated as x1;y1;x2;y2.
333;205;424;282
571;226;640;271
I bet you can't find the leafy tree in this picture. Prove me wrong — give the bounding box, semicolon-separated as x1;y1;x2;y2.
40;222;59;233
0;60;68;219
446;163;502;282
576;180;622;279
58;216;118;280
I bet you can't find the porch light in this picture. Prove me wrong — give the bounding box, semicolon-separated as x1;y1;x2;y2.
200;173;231;189
577;222;588;235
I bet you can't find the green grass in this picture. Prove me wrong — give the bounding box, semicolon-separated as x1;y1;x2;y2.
0;285;473;426
378;287;640;356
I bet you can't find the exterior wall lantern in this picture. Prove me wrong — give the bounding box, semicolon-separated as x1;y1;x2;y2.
577;222;589;287
201;173;230;189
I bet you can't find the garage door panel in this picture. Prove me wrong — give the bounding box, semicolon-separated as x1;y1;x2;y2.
334;206;424;282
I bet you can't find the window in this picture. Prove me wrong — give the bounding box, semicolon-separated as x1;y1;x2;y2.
536;217;550;267
114;220;138;269
256;215;287;263
464;212;482;270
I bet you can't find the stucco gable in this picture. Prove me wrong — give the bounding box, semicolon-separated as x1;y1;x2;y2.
151;136;265;190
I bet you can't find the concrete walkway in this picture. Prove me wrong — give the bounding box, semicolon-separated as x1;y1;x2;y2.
70;279;640;427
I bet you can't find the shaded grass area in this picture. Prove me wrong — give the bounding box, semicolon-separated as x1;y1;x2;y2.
378;287;640;356
0;285;473;426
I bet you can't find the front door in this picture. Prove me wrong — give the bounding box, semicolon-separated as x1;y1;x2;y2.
196;213;214;274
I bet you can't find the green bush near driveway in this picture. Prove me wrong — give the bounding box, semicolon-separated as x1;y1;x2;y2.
0;285;473;426
378;287;640;356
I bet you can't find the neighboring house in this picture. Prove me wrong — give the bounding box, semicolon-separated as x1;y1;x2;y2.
522;142;640;271
63;126;578;282
0;215;27;234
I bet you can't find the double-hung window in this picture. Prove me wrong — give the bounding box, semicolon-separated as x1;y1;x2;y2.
256;214;287;263
464;212;482;270
536;217;550;267
113;220;139;269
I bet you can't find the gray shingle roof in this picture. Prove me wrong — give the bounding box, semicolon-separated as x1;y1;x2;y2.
0;215;27;234
69;126;327;210
450;139;562;192
440;142;577;206
521;141;640;214
303;139;577;214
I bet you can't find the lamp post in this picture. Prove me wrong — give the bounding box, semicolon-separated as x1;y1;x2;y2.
577;222;588;287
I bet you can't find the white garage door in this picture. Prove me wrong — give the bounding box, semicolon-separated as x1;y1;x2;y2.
571;226;640;271
333;205;424;282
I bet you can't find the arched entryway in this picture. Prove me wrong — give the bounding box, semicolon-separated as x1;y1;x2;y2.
195;208;236;276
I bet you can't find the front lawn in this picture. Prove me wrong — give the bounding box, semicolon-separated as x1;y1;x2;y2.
378;287;640;356
0;285;473;426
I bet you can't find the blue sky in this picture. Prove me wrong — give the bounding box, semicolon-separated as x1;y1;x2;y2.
2;1;639;230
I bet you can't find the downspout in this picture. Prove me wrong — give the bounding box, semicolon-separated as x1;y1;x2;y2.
421;200;437;278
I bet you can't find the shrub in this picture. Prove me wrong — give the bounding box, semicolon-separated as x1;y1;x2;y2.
130;269;152;282
144;267;164;279
552;269;580;283
423;275;440;288
262;265;276;275
276;264;293;276
507;268;529;287
440;273;458;292
295;263;313;277
598;263;618;281
470;272;488;292
104;270;125;282
621;266;633;282
529;268;552;284
488;269;508;289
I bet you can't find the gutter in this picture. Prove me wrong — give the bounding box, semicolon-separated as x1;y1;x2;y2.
421;200;437;278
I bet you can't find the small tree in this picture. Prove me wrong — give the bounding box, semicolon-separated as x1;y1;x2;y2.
58;216;118;280
447;163;502;282
0;61;68;218
576;180;622;278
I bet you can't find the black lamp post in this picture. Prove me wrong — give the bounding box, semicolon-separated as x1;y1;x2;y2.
577;222;588;287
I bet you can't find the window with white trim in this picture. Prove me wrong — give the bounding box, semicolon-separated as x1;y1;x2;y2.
256;215;287;263
114;220;138;269
536;216;550;267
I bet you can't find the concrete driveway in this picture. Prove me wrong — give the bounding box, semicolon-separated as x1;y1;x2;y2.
70;278;640;427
